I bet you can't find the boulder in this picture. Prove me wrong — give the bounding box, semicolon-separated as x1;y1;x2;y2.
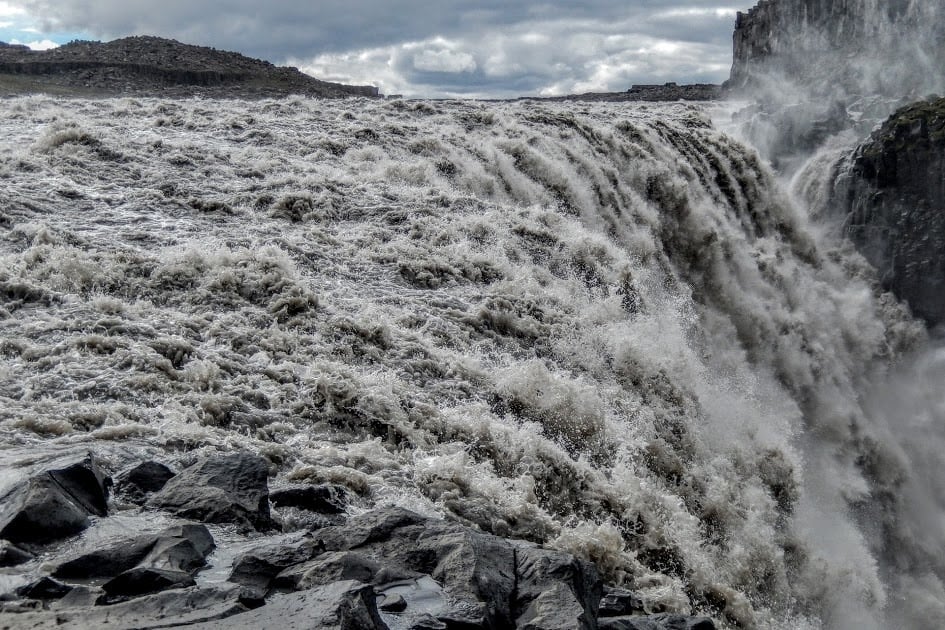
270;483;350;514
114;461;176;504
599;586;646;617
310;507;602;629
599;615;716;630
3;584;246;629
513;546;602;630
228;535;322;601
273;551;382;591
54;522;214;579
0;453;110;544
0;540;34;567
99;567;197;604
147;454;273;531
186;580;387;630
16;577;73;600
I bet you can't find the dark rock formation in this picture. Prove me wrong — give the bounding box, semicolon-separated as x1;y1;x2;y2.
726;1;945;168
99;567;197;604
16;577;73;600
228;535;323;602
0;451;718;630
54;522;214;579
4;584;248;629
599;615;716;630
0;453;110;544
599;586;646;617
0;36;379;98
728;0;943;99
270;483;350;513
114;461;176;505
187;581;387;630
830;97;945;326
0;540;34;567
147;453;273;531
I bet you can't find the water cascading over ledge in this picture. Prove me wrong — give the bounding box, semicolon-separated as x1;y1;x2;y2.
0;96;937;628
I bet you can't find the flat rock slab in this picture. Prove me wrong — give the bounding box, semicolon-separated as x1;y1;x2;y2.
188;580;386;630
0;585;246;630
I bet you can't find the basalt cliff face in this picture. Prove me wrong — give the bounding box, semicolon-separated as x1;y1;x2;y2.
829;98;945;326
0;36;379;98
728;0;942;99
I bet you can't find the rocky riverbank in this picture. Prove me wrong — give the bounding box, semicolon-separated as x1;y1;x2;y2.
0;36;379;99
0;450;716;629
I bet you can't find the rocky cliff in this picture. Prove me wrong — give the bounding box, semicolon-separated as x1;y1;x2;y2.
830;97;945;326
728;0;942;99
0;36;379;98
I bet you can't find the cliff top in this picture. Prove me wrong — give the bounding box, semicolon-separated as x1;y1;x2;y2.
0;36;379;98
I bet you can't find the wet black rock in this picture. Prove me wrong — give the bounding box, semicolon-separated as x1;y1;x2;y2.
100;567;197;604
309;506;600;629
147;453;273;531
270;483;350;514
514;546;602;630
599;614;716;630
831;97;945;326
0;453;110;544
378;592;407;612
54;522;214;580
16;577;73;600
274;550;383;591
187;580;387;630
114;460;175;504
0;540;34;567
599;586;646;617
0;454;717;630
228;535;322;601
5;584;247;629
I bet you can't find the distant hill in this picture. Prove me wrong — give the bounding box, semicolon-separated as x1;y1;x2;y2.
0;36;379;98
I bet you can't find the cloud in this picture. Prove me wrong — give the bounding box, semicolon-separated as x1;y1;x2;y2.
5;1;744;96
413;46;477;73
9;36;56;49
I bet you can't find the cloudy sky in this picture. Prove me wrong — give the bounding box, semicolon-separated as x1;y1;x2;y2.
0;1;747;97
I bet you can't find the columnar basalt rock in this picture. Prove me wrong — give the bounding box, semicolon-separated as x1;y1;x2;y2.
728;0;940;98
830;97;945;326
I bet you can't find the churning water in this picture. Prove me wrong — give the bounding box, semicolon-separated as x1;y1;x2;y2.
0;96;942;629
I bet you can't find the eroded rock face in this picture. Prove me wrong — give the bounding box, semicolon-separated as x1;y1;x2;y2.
728;0;942;99
831;98;945;326
726;0;945;168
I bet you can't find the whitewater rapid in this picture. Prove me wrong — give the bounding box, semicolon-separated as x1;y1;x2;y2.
0;96;940;629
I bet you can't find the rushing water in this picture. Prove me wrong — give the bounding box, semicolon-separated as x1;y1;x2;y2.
0;96;941;629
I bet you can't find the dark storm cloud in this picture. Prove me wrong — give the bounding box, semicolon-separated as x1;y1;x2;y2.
9;1;746;96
